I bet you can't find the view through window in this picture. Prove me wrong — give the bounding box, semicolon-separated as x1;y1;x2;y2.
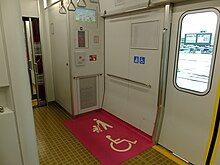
175;11;218;94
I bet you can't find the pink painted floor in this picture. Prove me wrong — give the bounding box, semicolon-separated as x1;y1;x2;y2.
64;110;153;165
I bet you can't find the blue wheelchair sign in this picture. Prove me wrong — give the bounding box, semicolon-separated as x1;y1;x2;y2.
139;57;145;64
134;56;139;64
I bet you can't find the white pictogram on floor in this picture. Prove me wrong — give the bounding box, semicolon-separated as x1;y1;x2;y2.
106;135;137;152
92;119;113;133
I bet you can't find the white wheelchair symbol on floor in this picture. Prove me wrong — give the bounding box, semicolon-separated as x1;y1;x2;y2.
106;135;137;153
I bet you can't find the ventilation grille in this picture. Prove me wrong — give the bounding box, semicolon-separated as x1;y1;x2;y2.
131;20;159;50
79;76;97;110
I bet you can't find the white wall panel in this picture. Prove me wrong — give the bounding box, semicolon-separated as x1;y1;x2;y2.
128;48;161;134
38;0;55;102
100;0;193;16
0;0;39;164
0;88;7;107
105;16;130;78
0;17;9;87
104;77;129;120
128;11;163;134
104;9;164;135
48;4;72;114
99;0;149;16
131;21;159;49
19;0;39;17
129;50;160;85
0;14;13;108
0;109;22;165
99;0;125;15
127;85;156;133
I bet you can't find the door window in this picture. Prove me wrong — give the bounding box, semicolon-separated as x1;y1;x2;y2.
174;9;219;95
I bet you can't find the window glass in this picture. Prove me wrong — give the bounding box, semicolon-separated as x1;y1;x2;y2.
175;11;218;94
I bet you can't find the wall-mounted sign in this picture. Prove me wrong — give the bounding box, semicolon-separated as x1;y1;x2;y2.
133;56;146;65
78;31;86;47
93;35;100;44
92;33;101;48
75;30;89;48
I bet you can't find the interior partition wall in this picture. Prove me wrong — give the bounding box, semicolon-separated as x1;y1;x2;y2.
104;8;165;136
45;0;104;115
0;0;39;164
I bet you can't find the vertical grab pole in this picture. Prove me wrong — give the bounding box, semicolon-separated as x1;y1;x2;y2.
152;3;173;143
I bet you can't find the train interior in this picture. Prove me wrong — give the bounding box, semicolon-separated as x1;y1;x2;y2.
0;0;220;164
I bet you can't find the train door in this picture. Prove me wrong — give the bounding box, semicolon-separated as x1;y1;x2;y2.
159;1;220;164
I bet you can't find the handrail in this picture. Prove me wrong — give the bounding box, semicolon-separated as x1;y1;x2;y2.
73;73;103;79
59;0;67;14
45;0;61;10
45;0;87;10
77;0;87;8
107;74;151;89
68;0;76;11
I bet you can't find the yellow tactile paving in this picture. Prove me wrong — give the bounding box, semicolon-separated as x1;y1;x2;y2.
34;103;178;165
124;147;178;165
152;146;187;165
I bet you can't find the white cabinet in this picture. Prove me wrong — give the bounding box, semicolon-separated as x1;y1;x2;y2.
0;108;22;165
105;16;130;78
0;21;9;87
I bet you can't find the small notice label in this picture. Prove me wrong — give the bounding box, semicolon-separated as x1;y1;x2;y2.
134;56;146;64
78;31;86;48
93;35;99;44
89;55;97;61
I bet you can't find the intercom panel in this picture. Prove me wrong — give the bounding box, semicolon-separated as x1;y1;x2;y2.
69;1;104;115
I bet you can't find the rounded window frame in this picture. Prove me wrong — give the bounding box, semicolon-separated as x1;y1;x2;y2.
173;8;220;96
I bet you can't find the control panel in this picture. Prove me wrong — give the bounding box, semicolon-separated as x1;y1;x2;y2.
69;0;104;115
69;1;104;75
